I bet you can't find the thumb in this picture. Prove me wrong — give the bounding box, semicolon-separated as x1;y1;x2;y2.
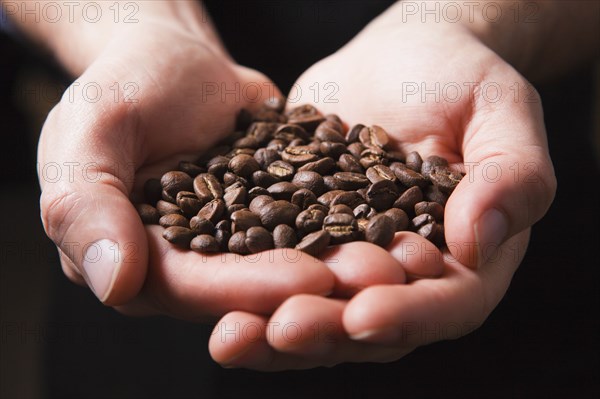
38;96;147;306
445;89;557;268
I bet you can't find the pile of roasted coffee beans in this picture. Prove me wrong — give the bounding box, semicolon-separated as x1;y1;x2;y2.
135;99;463;257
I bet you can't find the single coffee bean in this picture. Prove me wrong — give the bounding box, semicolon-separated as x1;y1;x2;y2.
367;179;400;211
330;191;366;209
347;142;366;159
254;148;281;169
393;186;423;214
289;138;306;147
191;234;220;253
189;216;214;234
231;210;262;233
429;166;463;193
252;170;280;188
317;190;345;207
291;171;326;197
417;222;438;241
338;153;365;173
176;191;203;217
291;188;318;209
286;104;325;131
307;203;329;214
266;139;287;152
315;120;345;143
324;114;343;125
359;125;389;149
162;226;195;247
405;151;423;172
295;230;331;257
193;173;223;203
333;172;370;190
156;200;183;216
223;185;247;207
178;161;205;177
245;226;274;253
197;198;225;224
215;219;231;233
273;224;298;248
161;189;177;204
267;181;299;201
248;186;270;201
259;200;301;230
424;185;449;206
323;213;359;245
228;231;250;255
421;155;449;177
223;172;249;189
143;178;163;205
281;145;319;166
415;201;445;221
249;195;275;214
319;141;347;159
296;209;326;234
353;203;371;219
228;154;260;178
357;218;369;233
298;157;335;175
206;156;230;179
161;171;193;199
323;175;338;191
360;147;387;169
328;204;354;215
274;123;309;142
366;164;396;184
346;124;365;143
390;162;428;188
267;160;295;180
226;204;247;218
215;228;231;252
136;204;160;224
365;214;395;248
160;213;190;228
247;122;279;145
228;148;256;158
233;136;259;149
384;208;409;231
253;107;286;123
412;213;435;230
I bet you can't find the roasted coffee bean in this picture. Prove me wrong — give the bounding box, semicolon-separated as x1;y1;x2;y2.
189;216;214;234
317;142;344;159
360;147;387;169
228;231;250;255
228;147;256;158
323;175;338;191
329;204;354;215
161;189;177;204
421;155;449;177
291;171;326;196
315;120;345;142
193;173;223;202
288;138;306;147
143;178;162;205
229;154;260;178
333;172;370;190
390;162;429;188
286;104;325;131
224;181;245;193
393;186;423;214
223;172;249;189
323;213;359;245
366;164;396;184
227;204;247;218
254;107;286;123
136;204;160;224
347;142;366;159
386;151;405;163
156;200;183;216
346;124;365;143
384;208;409;231
295;230;330;257
197;199;225;224
412;213;435;230
206;156;230;179
353;204;372;219
215;219;231;233
273;224;298;248
223;185;247;207
424;185;449;206
259;200;301;230
298;157;335;175
233;136;259;150
367;179;400;211
267;160;295;180
330;191;366;209
176;191;203;217
359;125;389;149
162;226;195;247
338;153;365;173
252;170;280;188
247;122;278;145
160;213;189;229
307;203;330;214
415;201;445;221
417;222;439;241
178;161;205;177
296;209;326;234
248;186;270;201
215;224;232;251
291;188;318;209
161;171;193;199
254;148;281;169
274;123;309;142
325;114;343;125
267;181;299;201
317;190;345;207
245;226;274;253
266;139;287;152
231;210;262;233
281;145;319;166
191;235;220;253
357;188;368;200
249;195;275;214
405;151;423;172
429;166;463;193
365;214;395;248
357;218;369;233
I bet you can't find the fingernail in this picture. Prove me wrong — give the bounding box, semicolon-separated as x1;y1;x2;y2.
349;327;399;344
475;209;508;268
82;239;121;302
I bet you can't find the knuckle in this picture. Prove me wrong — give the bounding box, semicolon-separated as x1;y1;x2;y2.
40;187;86;246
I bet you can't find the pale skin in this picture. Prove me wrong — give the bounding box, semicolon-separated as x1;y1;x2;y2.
8;0;598;369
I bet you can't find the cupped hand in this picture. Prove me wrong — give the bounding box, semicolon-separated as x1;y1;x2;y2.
38;17;334;319
209;10;556;368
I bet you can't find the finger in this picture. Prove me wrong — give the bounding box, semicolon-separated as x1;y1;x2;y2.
445;77;556;268
344;230;529;346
